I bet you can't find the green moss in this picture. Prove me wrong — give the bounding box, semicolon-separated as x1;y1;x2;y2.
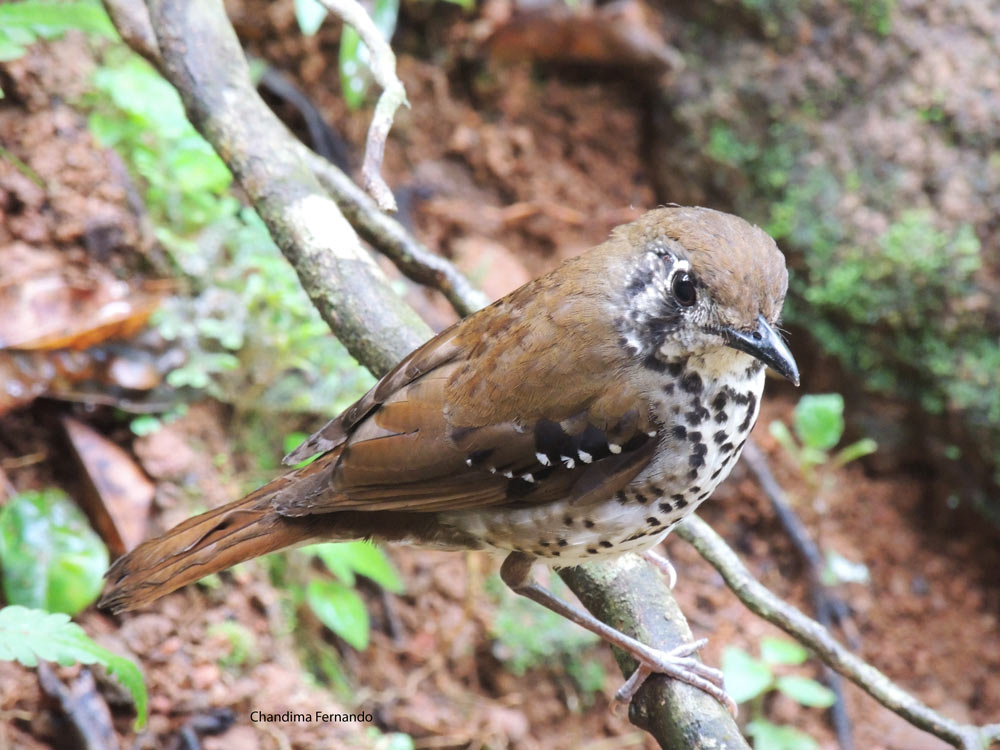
698;117;1000;498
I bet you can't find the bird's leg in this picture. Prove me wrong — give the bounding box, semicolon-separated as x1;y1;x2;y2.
499;552;736;715
642;549;678;589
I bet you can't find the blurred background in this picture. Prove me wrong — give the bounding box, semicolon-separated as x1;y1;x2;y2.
0;0;997;748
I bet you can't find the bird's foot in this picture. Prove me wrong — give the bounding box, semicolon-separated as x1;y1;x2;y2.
643;549;678;589
615;637;737;717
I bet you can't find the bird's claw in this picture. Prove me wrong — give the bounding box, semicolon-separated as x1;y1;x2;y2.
614;638;738;717
643;549;678;590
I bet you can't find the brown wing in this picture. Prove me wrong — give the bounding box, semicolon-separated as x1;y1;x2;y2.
275;241;654;517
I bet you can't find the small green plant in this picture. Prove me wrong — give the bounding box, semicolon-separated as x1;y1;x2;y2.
0;489;109;615
0;605;148;728
207;621;258;669
769;393;876;483
723;637;835;750
85;51;373;418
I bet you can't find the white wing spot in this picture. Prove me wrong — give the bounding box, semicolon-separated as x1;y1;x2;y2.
502;470;514;479
578;450;593;464
561;456;575;469
536;452;551;466
465;458;473;467
608;443;622;454
522;473;535;483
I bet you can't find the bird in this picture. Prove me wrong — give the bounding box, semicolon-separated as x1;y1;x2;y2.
100;205;798;712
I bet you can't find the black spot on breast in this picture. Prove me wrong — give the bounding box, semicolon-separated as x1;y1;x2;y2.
539;540;551;547
558;539;568;547
600;540;613;548
732;389;751;406
711;392;728;412
738;393;758;432
671;494;684;503
634;491;649;505
551;550;561;557
688;431;702;443
715;411;728;424
698;492;710;501
713;430;728;444
587;548;599;555
667;360;685;377
675;497;689;509
616;491;628;505
659;501;673;512
686;402;710;425
711;467;724;479
689;486;701;494
689;453;705;469
720;441;735;454
672;425;687;440
692;443;708;457
681;372;703;394
563;515;574;526
584;519;595;528
663;382;675;395
647;516;660;526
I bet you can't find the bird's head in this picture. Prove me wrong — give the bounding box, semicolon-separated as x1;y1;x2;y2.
614;205;799;385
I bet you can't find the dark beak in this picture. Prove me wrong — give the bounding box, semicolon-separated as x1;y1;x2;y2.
721;314;799;386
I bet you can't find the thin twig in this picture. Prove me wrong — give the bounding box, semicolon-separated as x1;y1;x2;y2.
316;0;408;211
298;143;490;317
677;515;1000;750
743;439;855;750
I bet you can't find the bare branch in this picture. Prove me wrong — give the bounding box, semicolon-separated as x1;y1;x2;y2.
297;143;490;317
677;515;1000;750
316;0;408;211
143;0;429;376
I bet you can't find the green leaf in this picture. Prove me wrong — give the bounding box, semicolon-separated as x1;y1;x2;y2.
294;0;328;35
306;579;370;650
308;541;404;593
746;719;820;750
775;675;837;708
832;437;877;467
338;0;399;109
0;1;117;39
0;489;108;615
721;646;773;703
760;637;808;666
793;394;845;451
0;606;147;728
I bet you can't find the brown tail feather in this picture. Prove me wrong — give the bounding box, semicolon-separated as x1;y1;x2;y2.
99;452;339;613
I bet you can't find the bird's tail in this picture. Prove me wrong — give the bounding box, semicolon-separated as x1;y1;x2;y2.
99;451;338;613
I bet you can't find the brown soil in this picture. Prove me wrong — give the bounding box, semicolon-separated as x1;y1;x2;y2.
1;5;998;750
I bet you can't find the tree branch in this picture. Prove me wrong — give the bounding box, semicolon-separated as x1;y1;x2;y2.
145;0;429;377
295;143;490;317
676;515;1000;750
316;0;408;211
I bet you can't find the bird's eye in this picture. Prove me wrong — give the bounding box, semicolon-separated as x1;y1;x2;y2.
672;271;697;307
